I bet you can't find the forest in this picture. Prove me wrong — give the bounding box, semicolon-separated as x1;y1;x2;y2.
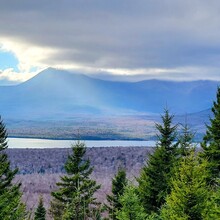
1;87;220;220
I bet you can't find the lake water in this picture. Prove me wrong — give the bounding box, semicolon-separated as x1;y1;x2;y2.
8;138;156;148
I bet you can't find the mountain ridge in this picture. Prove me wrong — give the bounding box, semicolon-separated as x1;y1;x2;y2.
0;68;216;140
0;68;218;121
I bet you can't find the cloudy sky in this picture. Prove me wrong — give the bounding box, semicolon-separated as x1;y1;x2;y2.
1;0;220;84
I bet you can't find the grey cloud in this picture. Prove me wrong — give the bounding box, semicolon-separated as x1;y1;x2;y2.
1;0;220;79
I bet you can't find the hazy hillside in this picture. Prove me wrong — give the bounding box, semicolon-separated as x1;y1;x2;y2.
0;68;217;140
0;68;218;120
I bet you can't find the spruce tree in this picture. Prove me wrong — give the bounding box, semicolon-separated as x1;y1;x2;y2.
0;185;26;220
161;149;220;219
0;117;19;192
50;140;101;219
178;123;194;157
201;86;220;183
0;117;26;219
137;109;178;214
105;167;127;219
116;184;147;220
34;195;46;220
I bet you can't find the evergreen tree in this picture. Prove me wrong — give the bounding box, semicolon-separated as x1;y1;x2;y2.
116;184;147;220
201;86;220;183
137;109;178;214
61;188;84;220
105;167;127;219
50;140;101;219
178;123;194;157
0;117;26;219
0;117;19;191
161;149;220;220
34;195;46;220
0;186;26;220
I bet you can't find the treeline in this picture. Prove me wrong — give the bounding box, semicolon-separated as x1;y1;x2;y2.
2;88;220;219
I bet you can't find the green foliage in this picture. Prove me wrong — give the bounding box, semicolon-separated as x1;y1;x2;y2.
178;123;195;157
106;167;127;219
0;117;26;219
50;140;101;219
201;87;220;183
62;197;103;220
34;195;46;220
155;109;178;150
0;117;19;192
137;109;179;213
50;198;64;220
116;184;147;220
0;186;26;220
61;188;85;220
161;150;220;220
146;213;162;220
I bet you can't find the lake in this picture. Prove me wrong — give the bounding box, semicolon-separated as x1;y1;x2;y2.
8;138;156;148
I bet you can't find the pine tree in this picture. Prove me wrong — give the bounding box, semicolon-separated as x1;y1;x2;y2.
161;149;220;220
178;122;194;157
0;117;19;191
116;184;147;220
201;86;220;183
50;140;101;219
137;109;179;214
34;195;46;220
60;188;83;220
0;116;26;219
105;167;127;219
0;186;26;220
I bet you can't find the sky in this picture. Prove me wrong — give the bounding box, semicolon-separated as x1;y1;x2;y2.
1;0;220;84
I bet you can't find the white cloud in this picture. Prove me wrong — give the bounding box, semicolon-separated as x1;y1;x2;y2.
0;38;53;84
0;68;37;84
0;38;54;72
1;0;220;82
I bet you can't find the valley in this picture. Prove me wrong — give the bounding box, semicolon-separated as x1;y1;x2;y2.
0;68;215;141
8;147;153;216
6;109;210;141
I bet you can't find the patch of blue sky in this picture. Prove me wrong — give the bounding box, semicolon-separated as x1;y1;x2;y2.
0;50;19;71
29;66;39;72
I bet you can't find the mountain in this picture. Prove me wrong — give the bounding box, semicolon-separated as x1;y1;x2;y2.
0;68;218;120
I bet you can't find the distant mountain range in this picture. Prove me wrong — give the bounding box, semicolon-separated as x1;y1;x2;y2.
0;68;218;120
0;68;218;140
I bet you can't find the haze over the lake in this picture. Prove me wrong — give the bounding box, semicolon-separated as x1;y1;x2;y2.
1;1;220;84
